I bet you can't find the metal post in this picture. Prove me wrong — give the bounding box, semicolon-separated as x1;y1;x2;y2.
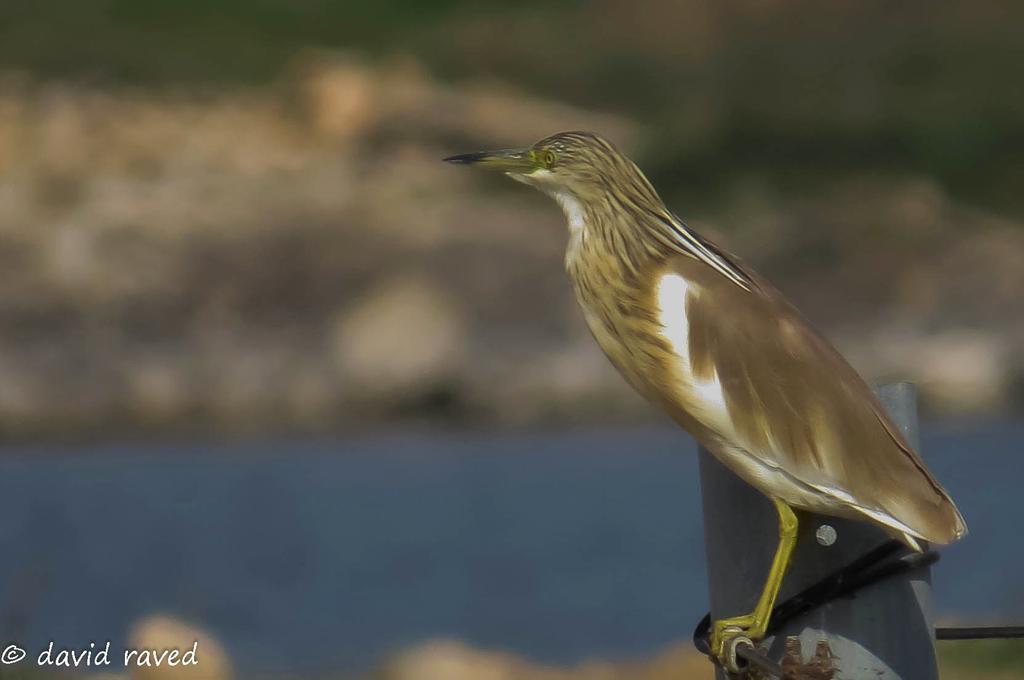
699;382;938;679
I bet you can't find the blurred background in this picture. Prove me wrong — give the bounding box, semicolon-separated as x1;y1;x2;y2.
0;0;1021;678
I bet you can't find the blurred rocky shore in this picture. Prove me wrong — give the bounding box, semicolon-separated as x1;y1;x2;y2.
0;55;1021;438
77;617;1023;680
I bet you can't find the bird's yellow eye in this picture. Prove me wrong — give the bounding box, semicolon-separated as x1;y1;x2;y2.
543;150;557;167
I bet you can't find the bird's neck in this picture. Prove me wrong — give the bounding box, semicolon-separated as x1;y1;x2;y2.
553;190;588;239
552;188;673;280
553;185;757;295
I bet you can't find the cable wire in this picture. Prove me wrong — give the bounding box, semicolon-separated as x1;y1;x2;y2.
735;643;783;677
936;626;1024;640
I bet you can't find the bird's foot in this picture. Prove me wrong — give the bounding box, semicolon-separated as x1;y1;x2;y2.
708;500;795;674
710;614;764;674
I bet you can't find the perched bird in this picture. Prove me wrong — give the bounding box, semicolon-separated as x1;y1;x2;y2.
444;131;966;668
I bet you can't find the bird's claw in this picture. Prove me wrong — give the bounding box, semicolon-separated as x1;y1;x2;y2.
710;618;758;674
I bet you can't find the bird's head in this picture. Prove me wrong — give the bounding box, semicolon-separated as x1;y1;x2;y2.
444;131;659;209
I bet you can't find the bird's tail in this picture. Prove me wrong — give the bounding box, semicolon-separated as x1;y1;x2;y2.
873;492;967;553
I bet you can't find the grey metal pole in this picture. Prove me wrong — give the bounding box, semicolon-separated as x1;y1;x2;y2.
699;382;938;679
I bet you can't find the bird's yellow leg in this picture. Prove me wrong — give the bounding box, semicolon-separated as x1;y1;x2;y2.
710;499;798;663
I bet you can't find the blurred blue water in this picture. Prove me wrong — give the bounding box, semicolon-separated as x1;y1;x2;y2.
0;423;1018;674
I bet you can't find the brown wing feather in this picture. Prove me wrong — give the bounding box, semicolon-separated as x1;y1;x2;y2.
673;256;966;545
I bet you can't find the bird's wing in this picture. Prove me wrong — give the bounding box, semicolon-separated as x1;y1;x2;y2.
663;255;966;545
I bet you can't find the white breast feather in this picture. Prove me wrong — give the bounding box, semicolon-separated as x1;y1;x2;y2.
655;273;731;431
554;190;585;235
552;188;586;265
656;274;804;501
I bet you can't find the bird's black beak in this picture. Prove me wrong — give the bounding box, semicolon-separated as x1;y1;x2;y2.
443;148;536;173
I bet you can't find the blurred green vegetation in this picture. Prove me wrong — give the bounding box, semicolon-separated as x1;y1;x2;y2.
0;0;539;83
2;0;1023;215
939;638;1024;675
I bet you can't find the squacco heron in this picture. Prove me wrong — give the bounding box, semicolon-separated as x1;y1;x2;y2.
445;131;966;669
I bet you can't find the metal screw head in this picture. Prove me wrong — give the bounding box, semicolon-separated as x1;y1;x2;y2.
816;523;838;547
